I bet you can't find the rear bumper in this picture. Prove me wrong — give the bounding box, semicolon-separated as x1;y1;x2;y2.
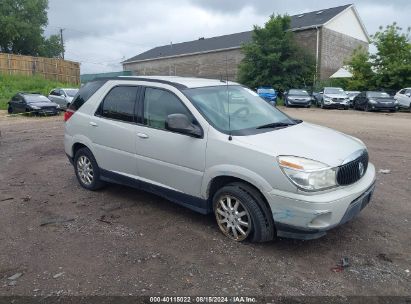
265;163;376;240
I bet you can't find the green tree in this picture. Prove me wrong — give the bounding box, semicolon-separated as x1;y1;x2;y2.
372;23;411;90
0;0;63;58
237;14;315;92
39;34;64;58
345;23;411;91
345;47;375;91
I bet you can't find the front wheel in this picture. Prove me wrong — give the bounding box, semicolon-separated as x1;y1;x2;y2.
7;106;13;114
74;147;105;190
213;183;275;242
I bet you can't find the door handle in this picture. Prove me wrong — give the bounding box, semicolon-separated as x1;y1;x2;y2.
137;133;149;139
89;122;98;127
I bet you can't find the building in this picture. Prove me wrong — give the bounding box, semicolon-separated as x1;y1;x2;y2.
122;4;369;81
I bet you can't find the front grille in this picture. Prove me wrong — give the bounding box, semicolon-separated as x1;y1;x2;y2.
337;151;369;185
332;97;344;102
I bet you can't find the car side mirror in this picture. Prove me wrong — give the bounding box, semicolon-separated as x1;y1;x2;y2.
166;114;203;138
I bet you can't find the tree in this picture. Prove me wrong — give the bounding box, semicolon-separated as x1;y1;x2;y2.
345;47;375;91
345;23;411;91
39;34;64;58
372;23;411;90
0;0;63;58
237;14;315;92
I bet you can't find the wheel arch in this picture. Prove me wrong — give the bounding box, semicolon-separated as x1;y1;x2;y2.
206;175;273;217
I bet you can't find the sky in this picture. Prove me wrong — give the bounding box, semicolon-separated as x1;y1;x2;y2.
44;0;410;74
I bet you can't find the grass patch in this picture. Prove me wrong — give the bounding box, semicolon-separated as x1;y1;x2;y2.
0;74;79;110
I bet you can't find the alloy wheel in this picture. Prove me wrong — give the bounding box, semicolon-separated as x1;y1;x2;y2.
77;155;94;185
215;195;251;241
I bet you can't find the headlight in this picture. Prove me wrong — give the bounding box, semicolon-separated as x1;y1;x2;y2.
394;99;399;104
31;105;40;110
278;156;337;191
323;96;332;103
369;99;377;104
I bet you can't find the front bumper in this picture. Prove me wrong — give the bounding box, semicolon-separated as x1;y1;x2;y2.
370;103;397;111
266;163;376;240
323;102;348;109
287;99;311;106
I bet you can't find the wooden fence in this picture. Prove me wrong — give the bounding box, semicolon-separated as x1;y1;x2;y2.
0;53;80;84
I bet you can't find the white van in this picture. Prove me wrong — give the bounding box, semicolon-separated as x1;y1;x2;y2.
64;76;376;242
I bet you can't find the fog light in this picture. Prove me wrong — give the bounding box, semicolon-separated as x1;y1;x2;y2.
308;212;332;229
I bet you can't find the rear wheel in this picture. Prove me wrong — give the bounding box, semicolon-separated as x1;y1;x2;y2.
74;147;105;190
213;183;275;242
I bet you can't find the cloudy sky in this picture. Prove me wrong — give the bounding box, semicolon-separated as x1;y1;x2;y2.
44;0;410;74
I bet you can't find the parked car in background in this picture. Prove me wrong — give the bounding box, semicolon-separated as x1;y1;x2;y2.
7;93;59;115
394;88;411;111
48;88;79;110
318;87;349;110
64;76;376;242
256;87;277;105
284;89;312;107
353;91;398;112
345;91;360;108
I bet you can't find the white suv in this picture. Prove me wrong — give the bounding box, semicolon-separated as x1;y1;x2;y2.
64;76;376;242
394;88;411;111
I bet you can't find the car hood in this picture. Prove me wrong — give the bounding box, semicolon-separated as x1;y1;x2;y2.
324;94;348;98
236;122;365;167
372;98;395;103
28;102;58;107
259;93;276;97
288;95;310;99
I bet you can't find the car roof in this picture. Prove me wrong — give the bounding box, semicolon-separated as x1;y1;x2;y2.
114;76;239;89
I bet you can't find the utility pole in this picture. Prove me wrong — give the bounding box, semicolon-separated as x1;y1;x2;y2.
59;28;65;59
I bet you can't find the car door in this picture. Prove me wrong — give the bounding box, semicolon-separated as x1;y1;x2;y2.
88;85;140;177
396;89;407;108
14;95;27;113
404;89;411;108
134;85;207;198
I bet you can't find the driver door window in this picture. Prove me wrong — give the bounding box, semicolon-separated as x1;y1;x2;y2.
143;87;193;130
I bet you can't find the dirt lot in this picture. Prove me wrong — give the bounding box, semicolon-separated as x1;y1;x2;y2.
0;108;410;297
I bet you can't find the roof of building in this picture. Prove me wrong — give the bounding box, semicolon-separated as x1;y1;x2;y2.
123;4;352;64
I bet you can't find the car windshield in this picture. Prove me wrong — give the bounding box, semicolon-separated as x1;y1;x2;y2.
64;89;79;97
25;95;50;103
324;88;345;95
368;92;390;98
289;89;309;96
257;88;275;94
184;85;295;135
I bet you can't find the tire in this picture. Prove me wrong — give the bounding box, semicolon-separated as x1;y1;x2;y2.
7;106;13;114
365;103;371;112
213;183;275;242
74;147;105;190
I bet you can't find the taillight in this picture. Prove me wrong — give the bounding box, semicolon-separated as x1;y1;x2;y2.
64;109;75;122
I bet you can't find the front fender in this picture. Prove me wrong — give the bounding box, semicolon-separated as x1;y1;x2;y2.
201;164;274;199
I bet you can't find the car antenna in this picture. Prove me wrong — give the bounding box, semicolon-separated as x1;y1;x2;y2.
226;55;232;141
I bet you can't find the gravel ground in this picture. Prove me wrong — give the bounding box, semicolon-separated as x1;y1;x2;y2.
0;108;410;297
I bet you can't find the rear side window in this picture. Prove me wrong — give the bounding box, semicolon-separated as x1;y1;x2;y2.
99;86;138;123
69;80;107;111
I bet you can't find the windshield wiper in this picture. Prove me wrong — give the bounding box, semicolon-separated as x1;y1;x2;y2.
256;122;296;129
